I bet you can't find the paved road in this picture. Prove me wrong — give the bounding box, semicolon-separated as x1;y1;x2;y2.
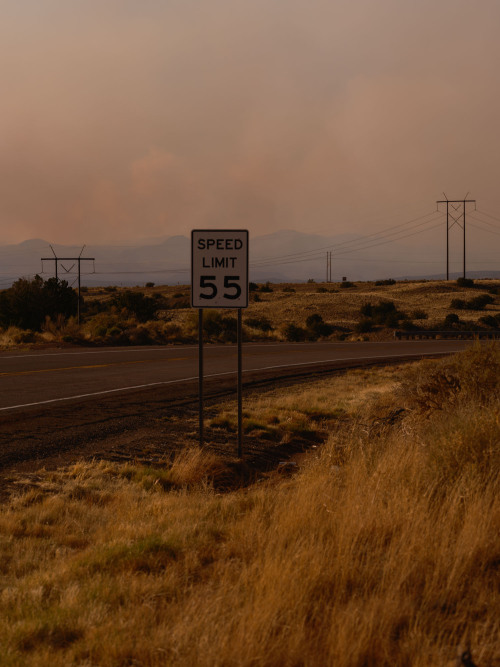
0;340;470;413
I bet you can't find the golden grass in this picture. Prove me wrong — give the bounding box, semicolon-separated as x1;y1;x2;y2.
115;278;500;340
0;345;499;665
1;278;499;347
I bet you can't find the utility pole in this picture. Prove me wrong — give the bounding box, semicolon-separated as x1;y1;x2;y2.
41;245;95;324
326;251;333;282
436;195;476;280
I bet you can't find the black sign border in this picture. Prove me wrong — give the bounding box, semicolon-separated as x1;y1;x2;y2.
191;229;249;309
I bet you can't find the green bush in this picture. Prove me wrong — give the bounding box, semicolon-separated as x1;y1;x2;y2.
400;319;417;331
479;314;500;328
283;323;307;342
0;276;78;331
245;316;273;332
450;294;494;311
444;313;460;326
305;313;333;339
355;318;373;333
359;300;406;327
468;294;494;310
456;277;474;288
374;278;396;286
111;291;159;322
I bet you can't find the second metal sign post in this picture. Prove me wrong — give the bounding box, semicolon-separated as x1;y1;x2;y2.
191;230;249;457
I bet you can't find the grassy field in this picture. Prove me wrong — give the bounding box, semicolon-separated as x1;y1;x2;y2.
0;343;499;665
1;278;500;347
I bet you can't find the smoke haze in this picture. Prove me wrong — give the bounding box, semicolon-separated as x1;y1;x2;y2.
1;0;500;256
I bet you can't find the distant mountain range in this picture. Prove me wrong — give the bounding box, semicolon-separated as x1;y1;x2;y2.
0;231;498;288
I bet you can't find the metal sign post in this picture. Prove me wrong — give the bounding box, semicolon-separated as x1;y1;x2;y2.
191;229;249;457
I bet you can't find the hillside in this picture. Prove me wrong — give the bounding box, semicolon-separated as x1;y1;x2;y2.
2;277;498;349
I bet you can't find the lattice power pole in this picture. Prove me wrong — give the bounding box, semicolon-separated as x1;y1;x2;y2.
41;245;95;324
436;194;476;280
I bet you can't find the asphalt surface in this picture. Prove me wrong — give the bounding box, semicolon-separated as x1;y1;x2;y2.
0;340;471;472
0;340;470;413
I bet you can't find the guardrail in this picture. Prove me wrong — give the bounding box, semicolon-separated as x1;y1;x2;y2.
394;330;500;340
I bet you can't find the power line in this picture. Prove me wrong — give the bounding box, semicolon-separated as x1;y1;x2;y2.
468;218;500;238
251;210;441;266
475;209;500;224
250;217;445;268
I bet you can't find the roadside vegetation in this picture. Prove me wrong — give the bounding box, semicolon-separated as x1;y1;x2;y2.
0;276;500;348
0;344;498;665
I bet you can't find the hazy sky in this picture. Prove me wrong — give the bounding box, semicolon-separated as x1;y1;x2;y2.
1;0;500;248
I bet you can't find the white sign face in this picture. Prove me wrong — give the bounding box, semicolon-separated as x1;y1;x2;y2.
191;229;249;308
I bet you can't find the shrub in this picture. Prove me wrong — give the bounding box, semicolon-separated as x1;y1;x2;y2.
456;277;474;288
359;300;406;327
316;287;328;293
0;276;78;331
282;286;295;293
450;298;466;310
374;278;396;286
479;314;500;328
283;323;307;342
259;282;273;293
339;281;355;288
145;282;155;288
355;318;373;333
411;309;428;320
468;294;494;310
306;278;316;284
111;291;158;322
203;311;238;342
444;313;460;326
399;342;500;413
187;311;239;343
451;294;494;310
245;317;273;332
249;282;259;292
305;313;333;339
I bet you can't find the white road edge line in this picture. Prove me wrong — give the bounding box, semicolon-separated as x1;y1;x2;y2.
0;351;455;412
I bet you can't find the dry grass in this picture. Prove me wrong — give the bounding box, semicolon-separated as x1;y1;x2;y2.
1;279;499;347
209;364;400;442
0;345;499;665
85;278;500;340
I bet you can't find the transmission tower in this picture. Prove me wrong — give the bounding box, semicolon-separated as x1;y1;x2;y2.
436;194;476;280
41;245;95;324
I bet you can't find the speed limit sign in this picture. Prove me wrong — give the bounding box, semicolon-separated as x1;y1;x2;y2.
191;230;249;308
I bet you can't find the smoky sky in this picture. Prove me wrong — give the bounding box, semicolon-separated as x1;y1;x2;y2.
1;0;500;245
